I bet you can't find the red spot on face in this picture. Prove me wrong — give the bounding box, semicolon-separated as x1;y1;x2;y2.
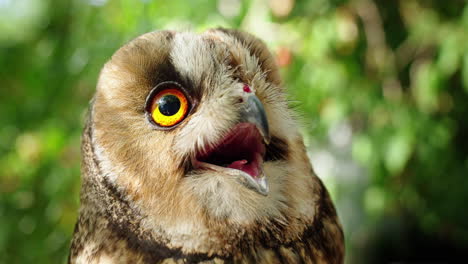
243;85;252;93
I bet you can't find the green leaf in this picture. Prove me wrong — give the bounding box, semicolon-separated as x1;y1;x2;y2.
384;132;413;174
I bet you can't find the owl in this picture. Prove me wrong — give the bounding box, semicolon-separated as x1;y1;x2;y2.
69;29;344;264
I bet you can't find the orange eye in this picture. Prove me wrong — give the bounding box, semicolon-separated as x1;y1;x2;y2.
149;87;189;127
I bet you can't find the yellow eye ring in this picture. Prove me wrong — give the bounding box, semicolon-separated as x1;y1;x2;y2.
150;88;189;127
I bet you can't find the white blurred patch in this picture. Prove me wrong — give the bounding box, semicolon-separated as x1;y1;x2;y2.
217;0;241;18
328;121;352;148
0;0;12;8
309;150;336;180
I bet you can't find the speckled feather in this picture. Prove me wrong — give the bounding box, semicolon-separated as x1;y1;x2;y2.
69;29;344;264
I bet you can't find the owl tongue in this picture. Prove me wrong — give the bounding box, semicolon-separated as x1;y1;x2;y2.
228;159;248;170
196;123;265;178
227;155;261;178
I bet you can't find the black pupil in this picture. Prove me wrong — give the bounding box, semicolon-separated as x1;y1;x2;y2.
158;95;181;116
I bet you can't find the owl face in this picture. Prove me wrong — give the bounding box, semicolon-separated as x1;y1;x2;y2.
91;29;316;235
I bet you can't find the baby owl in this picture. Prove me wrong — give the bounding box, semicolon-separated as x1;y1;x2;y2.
69;29;344;264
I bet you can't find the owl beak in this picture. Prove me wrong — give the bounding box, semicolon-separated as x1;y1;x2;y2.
239;95;271;145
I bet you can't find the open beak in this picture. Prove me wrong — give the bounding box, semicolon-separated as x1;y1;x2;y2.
193;94;271;196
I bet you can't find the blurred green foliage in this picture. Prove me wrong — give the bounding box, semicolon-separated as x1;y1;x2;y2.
1;0;467;263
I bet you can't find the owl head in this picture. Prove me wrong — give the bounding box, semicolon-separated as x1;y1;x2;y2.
85;29;320;253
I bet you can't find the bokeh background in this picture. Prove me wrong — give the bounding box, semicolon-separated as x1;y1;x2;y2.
1;0;467;263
